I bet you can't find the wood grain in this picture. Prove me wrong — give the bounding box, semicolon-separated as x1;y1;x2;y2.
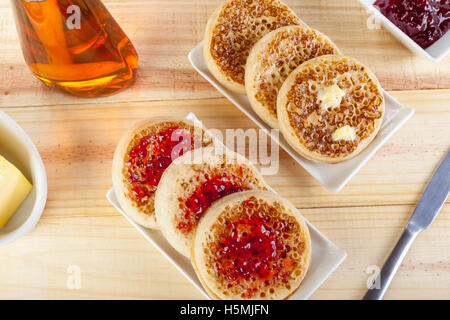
0;0;449;108
0;0;449;300
2;90;449;219
0;204;448;300
1;91;449;299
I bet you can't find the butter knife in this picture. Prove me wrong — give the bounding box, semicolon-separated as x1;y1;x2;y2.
363;150;450;300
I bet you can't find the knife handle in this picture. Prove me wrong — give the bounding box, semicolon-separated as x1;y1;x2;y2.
362;226;419;300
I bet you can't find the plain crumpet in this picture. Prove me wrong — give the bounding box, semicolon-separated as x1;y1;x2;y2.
204;0;301;94
245;25;341;128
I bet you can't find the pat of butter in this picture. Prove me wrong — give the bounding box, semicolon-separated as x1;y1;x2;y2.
318;84;345;111
0;155;32;228
332;125;356;141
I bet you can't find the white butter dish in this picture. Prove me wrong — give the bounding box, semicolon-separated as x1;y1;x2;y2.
0;110;47;246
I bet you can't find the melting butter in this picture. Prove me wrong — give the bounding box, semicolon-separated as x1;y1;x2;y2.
318;84;345;111
332;125;356;141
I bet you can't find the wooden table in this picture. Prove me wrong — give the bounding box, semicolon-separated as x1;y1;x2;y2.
0;0;449;300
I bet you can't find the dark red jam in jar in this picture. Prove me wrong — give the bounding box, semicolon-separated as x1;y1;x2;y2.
215;211;295;298
374;0;450;49
127;127;193;204
177;172;249;233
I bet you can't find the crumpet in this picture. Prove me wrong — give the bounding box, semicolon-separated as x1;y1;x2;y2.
246;26;341;128
155;147;268;257
112;118;214;228
277;55;384;163
192;190;311;300
204;0;301;94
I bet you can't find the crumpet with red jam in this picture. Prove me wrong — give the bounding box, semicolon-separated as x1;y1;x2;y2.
192;190;311;300
112;118;214;228
155;147;268;257
204;0;301;94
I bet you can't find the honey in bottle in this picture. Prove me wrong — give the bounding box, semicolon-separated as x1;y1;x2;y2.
10;0;138;97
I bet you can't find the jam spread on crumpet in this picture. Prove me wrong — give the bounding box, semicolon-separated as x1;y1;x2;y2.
211;200;301;299
177;172;250;233
374;0;450;49
127;127;193;205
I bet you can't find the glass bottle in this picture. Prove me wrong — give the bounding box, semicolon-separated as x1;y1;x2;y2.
10;0;138;97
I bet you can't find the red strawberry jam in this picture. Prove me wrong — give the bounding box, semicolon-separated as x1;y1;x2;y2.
177;172;249;233
374;0;450;49
214;211;294;298
127;127;193;204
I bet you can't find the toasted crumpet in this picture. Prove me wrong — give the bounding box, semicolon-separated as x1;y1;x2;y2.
204;0;301;94
112;118;214;228
192;190;311;300
277;55;384;164
155;147;268;257
245;25;341;128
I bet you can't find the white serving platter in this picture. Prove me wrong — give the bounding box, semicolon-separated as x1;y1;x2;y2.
107;188;346;300
189;42;414;192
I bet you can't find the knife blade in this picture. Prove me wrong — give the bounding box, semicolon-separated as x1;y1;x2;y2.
408;150;450;231
363;150;450;300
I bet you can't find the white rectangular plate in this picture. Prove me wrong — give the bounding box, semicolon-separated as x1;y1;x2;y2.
107;188;346;300
189;42;414;192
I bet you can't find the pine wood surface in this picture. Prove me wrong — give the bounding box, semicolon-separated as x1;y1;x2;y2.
0;0;449;300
